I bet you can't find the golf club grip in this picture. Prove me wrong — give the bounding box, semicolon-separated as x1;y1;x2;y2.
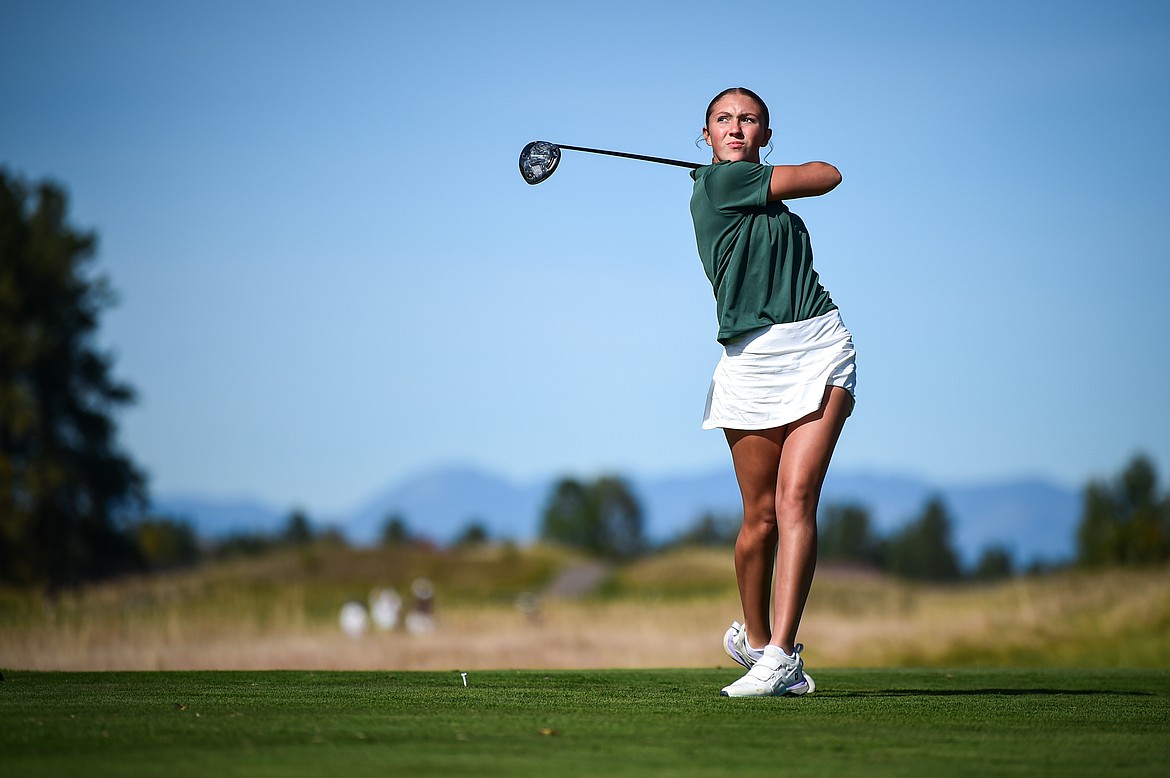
557;145;701;170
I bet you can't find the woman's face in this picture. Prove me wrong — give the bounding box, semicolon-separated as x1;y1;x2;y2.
703;95;771;163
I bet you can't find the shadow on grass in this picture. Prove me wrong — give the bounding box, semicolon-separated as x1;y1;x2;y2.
834;688;1156;697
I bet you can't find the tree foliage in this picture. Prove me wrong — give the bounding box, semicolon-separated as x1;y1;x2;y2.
0;170;146;588
881;496;962;581
1077;453;1170;567
673;510;739;547
380;513;412;546
454;519;489;547
135;517;200;570
818;503;881;566
971;545;1015;581
281;510;315;545
540;475;644;559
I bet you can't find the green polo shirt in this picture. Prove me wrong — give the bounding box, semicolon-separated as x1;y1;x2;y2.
690;161;835;344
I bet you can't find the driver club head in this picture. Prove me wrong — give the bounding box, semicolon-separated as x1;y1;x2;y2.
519;141;561;185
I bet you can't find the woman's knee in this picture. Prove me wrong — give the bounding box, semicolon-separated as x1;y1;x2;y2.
777;480;821;525
738;505;778;543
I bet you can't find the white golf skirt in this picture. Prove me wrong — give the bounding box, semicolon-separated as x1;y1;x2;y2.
702;309;857;431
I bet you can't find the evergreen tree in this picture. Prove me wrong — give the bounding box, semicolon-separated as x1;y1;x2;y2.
971;545;1015;581
454;519;489;547
540;478;597;551
379;513;411;546
591;475;644;559
819;503;880;565
0;170;146;588
881;496;962;581
540;475;644;559
1076;454;1170;566
1076;481;1121;567
281;509;314;545
674;510;739;547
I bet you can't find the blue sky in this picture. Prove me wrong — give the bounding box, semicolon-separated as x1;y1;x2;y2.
3;0;1168;519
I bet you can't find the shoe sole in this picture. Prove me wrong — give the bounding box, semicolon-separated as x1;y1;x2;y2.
719;672;816;698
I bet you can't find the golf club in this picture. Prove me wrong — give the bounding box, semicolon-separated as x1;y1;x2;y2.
519;140;701;185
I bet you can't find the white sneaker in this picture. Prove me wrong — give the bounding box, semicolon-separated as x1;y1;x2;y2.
720;644;816;697
722;621;763;669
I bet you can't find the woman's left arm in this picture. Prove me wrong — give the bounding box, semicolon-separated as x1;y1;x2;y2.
767;162;842;201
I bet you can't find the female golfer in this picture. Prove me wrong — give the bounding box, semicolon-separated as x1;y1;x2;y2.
690;87;856;697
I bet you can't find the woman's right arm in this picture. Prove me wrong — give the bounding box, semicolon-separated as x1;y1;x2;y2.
767;162;842;201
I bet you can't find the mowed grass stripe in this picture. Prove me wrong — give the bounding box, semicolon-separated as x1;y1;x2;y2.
1;669;1167;778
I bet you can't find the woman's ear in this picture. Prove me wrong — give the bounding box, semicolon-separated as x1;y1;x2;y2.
702;126;712;147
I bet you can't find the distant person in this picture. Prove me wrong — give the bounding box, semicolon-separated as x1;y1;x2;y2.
690;87;856;697
405;577;436;634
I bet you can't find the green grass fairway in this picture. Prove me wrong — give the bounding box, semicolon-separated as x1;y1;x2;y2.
2;668;1167;777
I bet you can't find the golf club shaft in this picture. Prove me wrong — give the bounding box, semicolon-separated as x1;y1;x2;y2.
556;144;701;170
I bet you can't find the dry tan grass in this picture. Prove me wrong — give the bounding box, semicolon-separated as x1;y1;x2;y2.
804;563;1170;667
2;549;1167;671
1;592;738;671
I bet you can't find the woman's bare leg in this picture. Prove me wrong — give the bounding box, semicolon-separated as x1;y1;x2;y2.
725;427;784;649
770;386;852;652
725;386;852;653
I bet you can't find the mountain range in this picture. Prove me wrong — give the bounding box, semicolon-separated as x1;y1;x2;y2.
155;463;1084;567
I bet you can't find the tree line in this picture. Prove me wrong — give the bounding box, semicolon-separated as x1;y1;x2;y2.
449;457;1170;583
2;169;1169;589
540;476;996;581
538;457;1170;580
